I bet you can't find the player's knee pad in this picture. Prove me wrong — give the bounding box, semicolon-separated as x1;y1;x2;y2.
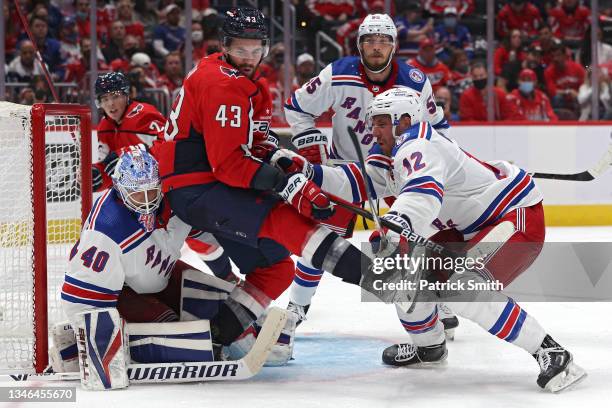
180;268;235;321
73;308;129;390
245;256;295;300
49;321;79;373
128;320;214;364
395;301;445;347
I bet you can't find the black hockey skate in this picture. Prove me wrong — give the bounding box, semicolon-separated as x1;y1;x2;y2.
287;301;310;327
533;335;587;392
382;341;447;367
438;303;459;341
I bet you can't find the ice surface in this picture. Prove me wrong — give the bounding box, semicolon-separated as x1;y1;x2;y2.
2;227;611;408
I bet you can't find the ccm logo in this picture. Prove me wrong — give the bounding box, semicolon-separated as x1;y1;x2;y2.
295;134;326;146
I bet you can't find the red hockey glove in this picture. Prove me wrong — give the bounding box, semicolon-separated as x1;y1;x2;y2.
369;212;412;258
270;149;314;178
276;173;334;220
291;130;329;165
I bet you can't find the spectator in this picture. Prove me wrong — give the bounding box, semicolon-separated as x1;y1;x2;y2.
153;4;185;58
395;1;434;59
355;0;394;17
459;61;521;121
30;1;63;39
130;52;160;88
532;24;563;66
59;16;81;65
259;42;285;86
18;87;35;105
577;67;612;120
548;0;590;46
157;51;183;94
127;66;157;106
109;34;142;72
74;0;111;41
103;21;127;63
448;49;472;96
578;26;612;68
425;0;474;17
295;53;316;87
496;0;543;39
4;2;20;60
435;85;459;121
409;38;452;91
64;37;109;93
135;0;159;30
510;68;558;121
116;0;145;45
7;40;45;82
307;0;355;23
28;16;64;79
494;28;526;91
434;6;473;63
523;45;547;91
270;63;297;123
544;43;585;116
191;22;206;63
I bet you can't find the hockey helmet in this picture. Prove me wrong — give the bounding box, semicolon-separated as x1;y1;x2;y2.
94;72;130;107
357;14;397;74
221;7;269;57
366;87;422;138
112;146;162;215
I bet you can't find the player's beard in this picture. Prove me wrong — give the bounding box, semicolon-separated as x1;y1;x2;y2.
363;51;391;73
237;63;257;78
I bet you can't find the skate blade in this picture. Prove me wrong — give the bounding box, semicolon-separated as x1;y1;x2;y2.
545;361;588;393
444;328;455;341
392;349;449;369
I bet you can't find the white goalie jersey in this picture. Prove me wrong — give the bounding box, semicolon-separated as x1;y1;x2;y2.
284;56;450;161
61;189;204;321
311;122;543;238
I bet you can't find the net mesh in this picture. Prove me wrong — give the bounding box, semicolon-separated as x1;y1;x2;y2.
0;102;84;373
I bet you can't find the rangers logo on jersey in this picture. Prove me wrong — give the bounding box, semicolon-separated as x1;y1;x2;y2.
409;69;425;83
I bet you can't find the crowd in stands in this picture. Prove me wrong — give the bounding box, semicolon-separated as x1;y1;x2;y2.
3;0;612;122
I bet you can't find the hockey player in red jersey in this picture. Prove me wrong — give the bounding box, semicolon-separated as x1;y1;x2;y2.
154;7;403;351
92;72;166;193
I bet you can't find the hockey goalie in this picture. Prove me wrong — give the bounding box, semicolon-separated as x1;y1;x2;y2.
53;146;291;390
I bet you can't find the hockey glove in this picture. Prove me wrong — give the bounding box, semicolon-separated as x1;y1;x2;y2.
102;150;119;176
276;173;334;220
369;211;412;258
270;149;314;178
291;129;329;165
92;165;103;191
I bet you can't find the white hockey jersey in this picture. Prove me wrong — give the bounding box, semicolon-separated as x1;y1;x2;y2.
311;122;543;239
284;56;450;161
61;189;195;321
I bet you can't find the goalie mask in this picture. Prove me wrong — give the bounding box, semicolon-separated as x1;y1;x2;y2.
112;146;162;219
357;14;397;74
366;87;423;138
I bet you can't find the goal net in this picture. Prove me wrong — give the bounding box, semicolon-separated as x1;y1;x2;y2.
0;102;92;374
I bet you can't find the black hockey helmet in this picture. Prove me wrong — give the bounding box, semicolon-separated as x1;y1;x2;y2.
95;72;130;106
221;7;269;53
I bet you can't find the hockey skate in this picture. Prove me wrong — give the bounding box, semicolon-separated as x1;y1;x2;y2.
534;335;587;392
438;303;459;340
287;301;310;327
382;341;447;367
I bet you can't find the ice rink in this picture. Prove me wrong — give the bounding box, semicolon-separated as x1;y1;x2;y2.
2;227;611;408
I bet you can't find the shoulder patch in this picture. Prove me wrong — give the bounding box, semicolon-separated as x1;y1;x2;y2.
409;69;425;84
126;103;144;118
219;66;243;78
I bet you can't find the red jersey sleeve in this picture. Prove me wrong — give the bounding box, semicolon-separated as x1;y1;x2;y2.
544;66;558;97
201;81;264;188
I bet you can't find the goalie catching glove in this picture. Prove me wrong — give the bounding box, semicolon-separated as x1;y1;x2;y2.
291;129;329;165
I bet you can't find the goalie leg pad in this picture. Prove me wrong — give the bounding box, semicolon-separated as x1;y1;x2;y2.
49;321;79;373
180;268;234;321
128;320;214;363
74;308;129;390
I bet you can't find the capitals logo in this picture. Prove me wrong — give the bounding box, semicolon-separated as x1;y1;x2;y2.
126;103;144;118
220;66;243;78
409;69;425;84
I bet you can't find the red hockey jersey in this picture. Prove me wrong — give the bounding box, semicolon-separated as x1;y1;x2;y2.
544;60;585;97
510;89;558;121
95;100;166;190
496;3;542;38
548;5;591;42
156;53;273;192
408;58;452;91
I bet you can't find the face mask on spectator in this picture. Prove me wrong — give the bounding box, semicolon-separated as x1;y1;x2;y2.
443;17;457;29
192;30;203;42
274;53;284;65
456;64;469;74
473;78;487;90
76;11;87;20
519;81;534;94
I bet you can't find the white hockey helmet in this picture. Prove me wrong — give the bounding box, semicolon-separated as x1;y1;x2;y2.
357;14;398;74
366;87;422;138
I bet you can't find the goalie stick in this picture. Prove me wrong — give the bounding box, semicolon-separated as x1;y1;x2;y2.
1;308;287;384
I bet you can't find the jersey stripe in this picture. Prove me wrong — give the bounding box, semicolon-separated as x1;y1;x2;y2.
87;190;112;230
488;300;527;342
400;176;444;203
400;306;439;334
64;275;121;295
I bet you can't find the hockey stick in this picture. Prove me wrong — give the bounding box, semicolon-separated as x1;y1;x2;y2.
1;308;287;384
13;0;60;102
531;141;612;181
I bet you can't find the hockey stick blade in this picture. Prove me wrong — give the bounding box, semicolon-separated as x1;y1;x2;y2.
531;141;612;181
2;308;288;384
